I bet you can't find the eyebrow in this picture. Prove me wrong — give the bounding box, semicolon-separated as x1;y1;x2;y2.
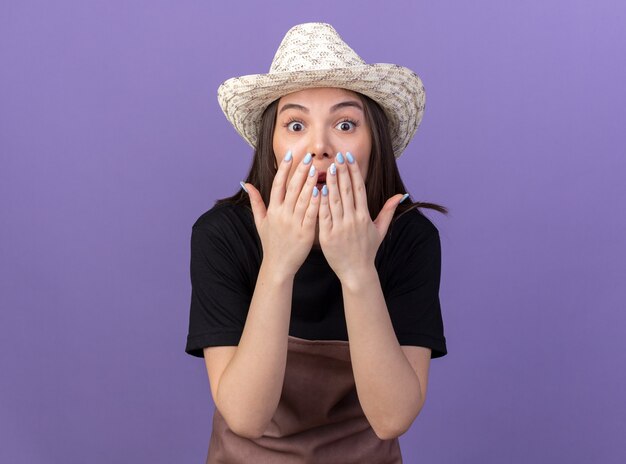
278;100;363;115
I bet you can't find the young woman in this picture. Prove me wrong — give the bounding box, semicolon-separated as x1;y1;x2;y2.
185;22;448;463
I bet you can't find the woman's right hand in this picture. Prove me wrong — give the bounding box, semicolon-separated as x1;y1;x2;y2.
242;151;320;278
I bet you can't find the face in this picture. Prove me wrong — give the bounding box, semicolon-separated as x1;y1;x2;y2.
272;87;372;190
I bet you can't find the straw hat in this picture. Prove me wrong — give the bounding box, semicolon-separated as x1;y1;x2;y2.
216;22;426;159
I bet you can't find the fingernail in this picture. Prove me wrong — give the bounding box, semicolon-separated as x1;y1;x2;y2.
308;165;316;177
346;152;355;164
303;153;312;164
312;186;319;197
399;193;410;204
322;185;328;196
336;152;344;164
284;150;292;162
330;163;337;175
240;181;248;193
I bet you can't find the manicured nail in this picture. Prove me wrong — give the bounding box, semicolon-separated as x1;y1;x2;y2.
308;165;316;177
240;181;248;193
312;186;319;197
322;185;328;196
399;193;410;204
336;152;344;164
303;153;312;164
330;163;337;175
284;150;292;162
346;152;355;164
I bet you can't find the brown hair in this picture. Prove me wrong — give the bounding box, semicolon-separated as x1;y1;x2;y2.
215;91;448;222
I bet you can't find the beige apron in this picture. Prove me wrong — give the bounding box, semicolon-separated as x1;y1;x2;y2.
206;335;403;463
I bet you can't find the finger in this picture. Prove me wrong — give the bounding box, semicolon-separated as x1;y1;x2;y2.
326;160;343;221
241;181;266;232
318;184;332;234
269;149;293;206
294;163;318;222
335;152;354;219
374;194;407;238
345;152;368;213
284;152;313;214
302;185;321;229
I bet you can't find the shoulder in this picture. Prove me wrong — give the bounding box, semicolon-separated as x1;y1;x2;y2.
192;201;254;234
388;208;440;244
191;201;261;264
376;208;440;268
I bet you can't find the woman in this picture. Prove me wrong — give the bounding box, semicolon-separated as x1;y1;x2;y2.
185;22;448;463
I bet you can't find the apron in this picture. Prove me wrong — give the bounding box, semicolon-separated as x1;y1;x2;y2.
206;335;403;463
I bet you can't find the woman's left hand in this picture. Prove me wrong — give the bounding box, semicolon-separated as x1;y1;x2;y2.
318;152;407;285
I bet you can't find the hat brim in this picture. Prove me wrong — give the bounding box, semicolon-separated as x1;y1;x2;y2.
217;63;425;159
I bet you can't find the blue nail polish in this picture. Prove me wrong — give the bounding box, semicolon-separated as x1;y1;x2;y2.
322;185;328;196
239;181;248;193
336;152;344;164
346;152;355;164
308;165;316;177
284;150;292;162
303;153;312;164
399;193;410;204
330;163;336;175
312;186;319;197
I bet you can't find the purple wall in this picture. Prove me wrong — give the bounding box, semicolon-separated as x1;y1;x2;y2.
1;1;625;462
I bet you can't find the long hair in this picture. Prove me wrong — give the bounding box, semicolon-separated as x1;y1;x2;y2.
215;91;448;222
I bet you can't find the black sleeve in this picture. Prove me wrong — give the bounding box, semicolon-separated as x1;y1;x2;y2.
385;216;448;359
184;224;251;358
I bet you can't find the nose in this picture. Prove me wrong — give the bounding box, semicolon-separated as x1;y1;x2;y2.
311;152;331;159
308;126;334;162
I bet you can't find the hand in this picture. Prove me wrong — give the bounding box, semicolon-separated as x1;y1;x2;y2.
243;151;321;278
318;152;406;283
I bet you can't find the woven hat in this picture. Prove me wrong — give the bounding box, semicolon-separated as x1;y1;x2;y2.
217;22;426;159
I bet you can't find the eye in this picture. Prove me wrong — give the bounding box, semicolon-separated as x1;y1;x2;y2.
336;119;359;132
283;118;304;132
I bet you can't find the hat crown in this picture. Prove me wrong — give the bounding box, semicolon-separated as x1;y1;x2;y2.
269;22;365;73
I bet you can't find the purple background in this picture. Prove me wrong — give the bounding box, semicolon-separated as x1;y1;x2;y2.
1;1;625;462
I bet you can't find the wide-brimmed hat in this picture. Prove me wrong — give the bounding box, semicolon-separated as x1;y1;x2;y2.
217;22;426;159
